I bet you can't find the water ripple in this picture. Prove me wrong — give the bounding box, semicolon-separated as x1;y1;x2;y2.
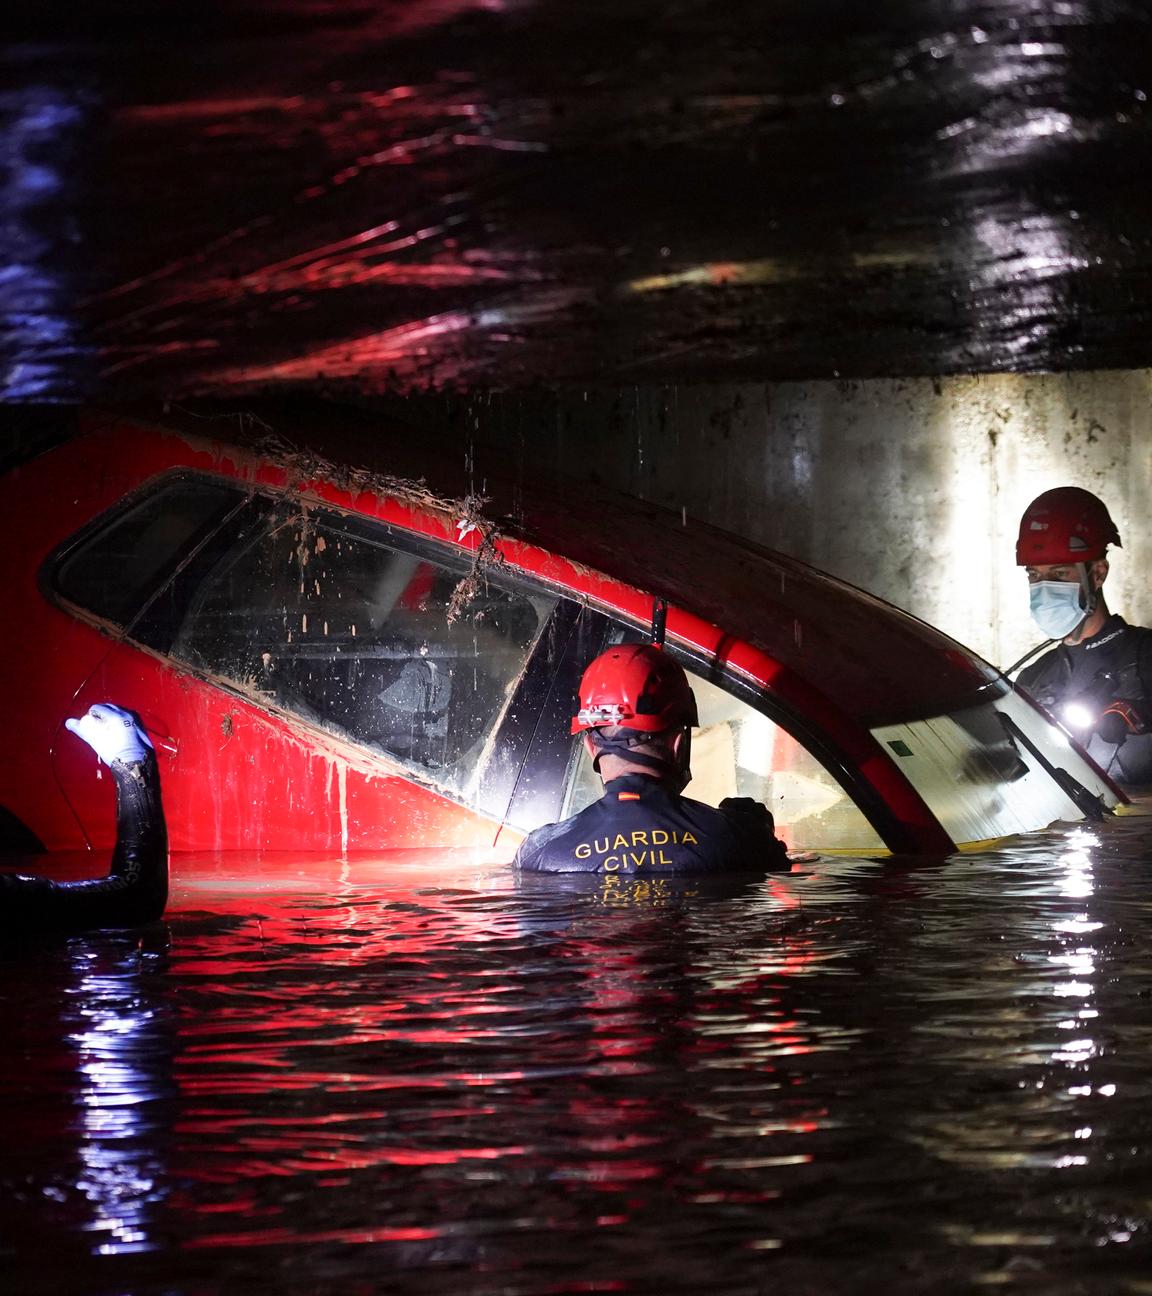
4;818;1152;1290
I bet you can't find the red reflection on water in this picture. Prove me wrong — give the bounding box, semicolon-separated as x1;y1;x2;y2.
0;843;836;1277
186;1223;442;1248
206;311;483;386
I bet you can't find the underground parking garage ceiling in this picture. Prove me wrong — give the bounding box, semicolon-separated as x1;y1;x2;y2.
5;1;1152;399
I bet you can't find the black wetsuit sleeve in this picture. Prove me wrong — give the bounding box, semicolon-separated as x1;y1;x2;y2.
0;754;168;932
1135;632;1152;713
718;797;792;873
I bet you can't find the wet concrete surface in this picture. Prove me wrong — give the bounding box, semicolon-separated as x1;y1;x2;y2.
5;1;1152;398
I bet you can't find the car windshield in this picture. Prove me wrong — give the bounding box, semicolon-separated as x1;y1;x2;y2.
871;688;1117;845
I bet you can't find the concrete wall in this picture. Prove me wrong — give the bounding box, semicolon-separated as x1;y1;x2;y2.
444;370;1152;671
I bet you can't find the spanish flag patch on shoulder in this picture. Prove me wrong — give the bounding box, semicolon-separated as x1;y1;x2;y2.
617;791;641;801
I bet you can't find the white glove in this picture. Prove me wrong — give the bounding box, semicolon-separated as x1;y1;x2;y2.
65;703;153;765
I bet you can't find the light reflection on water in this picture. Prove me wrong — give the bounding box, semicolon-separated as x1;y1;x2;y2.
4;2;1147;395
0;82;94;400
3;818;1152;1292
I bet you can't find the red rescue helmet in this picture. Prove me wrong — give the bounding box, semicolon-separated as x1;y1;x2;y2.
1015;487;1121;566
571;643;699;735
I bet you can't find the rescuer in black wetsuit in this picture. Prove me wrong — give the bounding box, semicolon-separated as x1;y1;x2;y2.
514;643;791;875
0;704;168;932
1015;488;1152;786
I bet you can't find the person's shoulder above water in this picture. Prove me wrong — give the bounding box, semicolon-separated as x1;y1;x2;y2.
515;776;790;876
513;814;576;870
517;640;790;876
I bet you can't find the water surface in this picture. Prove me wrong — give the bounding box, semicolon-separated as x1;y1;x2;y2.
3;816;1152;1294
6;1;1152;396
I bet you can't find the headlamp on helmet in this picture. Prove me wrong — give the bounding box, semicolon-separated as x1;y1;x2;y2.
571;643;698;736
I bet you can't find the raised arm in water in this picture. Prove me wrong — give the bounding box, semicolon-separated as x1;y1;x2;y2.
0;704;168;932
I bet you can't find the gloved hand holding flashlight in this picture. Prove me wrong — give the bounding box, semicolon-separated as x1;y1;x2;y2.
1060;678;1152;746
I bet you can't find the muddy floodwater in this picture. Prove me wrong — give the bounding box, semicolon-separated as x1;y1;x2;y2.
3;815;1152;1295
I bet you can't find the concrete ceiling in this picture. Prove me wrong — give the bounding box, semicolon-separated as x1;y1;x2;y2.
5;1;1152;398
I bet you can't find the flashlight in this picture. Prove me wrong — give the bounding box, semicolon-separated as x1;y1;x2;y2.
1060;696;1147;746
1061;701;1096;731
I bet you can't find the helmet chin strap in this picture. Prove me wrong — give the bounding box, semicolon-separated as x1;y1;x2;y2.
1078;563;1099;615
1072;562;1093;606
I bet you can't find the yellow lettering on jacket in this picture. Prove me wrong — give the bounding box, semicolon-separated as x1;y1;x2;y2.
629;851;646;868
575;842;591;860
631;830;649;847
682;831;698;845
594;837;609;854
651;829;669;845
603;855;620;871
612;833;630;850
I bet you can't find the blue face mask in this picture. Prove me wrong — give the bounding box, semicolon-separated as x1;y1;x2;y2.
1029;580;1087;639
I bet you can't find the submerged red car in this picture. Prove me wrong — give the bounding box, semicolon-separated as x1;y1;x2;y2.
0;403;1124;864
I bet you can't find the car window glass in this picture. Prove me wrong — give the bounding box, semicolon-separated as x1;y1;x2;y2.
52;477;241;628
171;504;558;798
562;656;885;853
871;689;1114;844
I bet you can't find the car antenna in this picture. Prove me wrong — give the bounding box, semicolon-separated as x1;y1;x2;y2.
651;597;667;647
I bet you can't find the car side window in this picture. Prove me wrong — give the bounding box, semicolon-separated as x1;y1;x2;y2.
562;653;885;853
170;501;558;797
51;477;242;629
